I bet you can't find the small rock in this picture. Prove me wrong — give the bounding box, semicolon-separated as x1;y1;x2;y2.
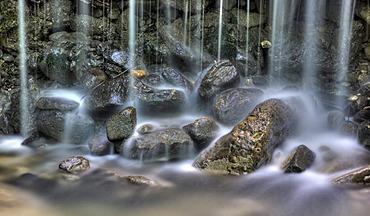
280;145;316;173
160;67;193;91
123;175;157;186
88;135;111;156
59;156;90;174
137;124;155;134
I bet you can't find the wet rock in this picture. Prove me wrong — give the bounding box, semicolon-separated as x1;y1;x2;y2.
280;145;316;173
160;67;194;91
106;106;137;142
36;97;80;111
354;109;370;123
358;121;370;150
37;110;94;144
37;48;73;85
231;9;265;29
198;60;240;100
80;67;107;90
234;52;262;77
88;135;111;156
326;110;345;130
213;87;263;124
142;73;162;86
159;0;207;14
355;1;370;26
183;117;220;151
110;50;135;69
59;156;90;174
84;75;129;113
333;165;370;186
123;175;157;186
135;81;186;113
193;98;302;175
137;124;155;134
71;14;111;36
127;128;193;161
339;121;358;138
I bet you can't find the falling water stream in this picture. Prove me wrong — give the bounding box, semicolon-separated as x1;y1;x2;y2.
1;1;370;216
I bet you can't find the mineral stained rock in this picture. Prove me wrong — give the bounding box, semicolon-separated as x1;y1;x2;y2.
193;98;301;175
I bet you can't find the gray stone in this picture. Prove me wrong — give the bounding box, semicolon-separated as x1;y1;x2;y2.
59;156;90;174
137;124;155;134
280;145;316;173
198;60;240;99
135;81;186;113
106;106;137;141
193;97;302;175
213;87;263;124
126;128;193;161
358;121;370;150
36;97;80;111
160;67;194;91
88;135;111;156
37;110;94;144
84;75;129;112
183;117;220;151
326;110;345;130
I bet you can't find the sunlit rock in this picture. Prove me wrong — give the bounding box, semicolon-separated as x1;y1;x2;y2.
193;98;302;175
198;60;240;100
333;165;370;186
213;87;263;124
127;128;193;161
59;156;90;174
280;145;316;173
183;117;220;151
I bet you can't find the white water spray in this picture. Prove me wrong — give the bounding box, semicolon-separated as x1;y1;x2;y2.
18;0;29;137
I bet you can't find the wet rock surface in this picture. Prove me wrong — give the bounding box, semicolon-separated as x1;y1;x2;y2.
106;106;137;141
59;156;90;174
213;87;263;124
358;121;370;150
183;117;220;151
127;128;193;161
198;60;240;100
36;97;80;111
193;98;302;175
280;145;316;173
37;110;94;144
88;135;111;156
333;165;370;185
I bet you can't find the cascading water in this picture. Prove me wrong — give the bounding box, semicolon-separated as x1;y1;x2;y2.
17;0;29;137
1;1;370;216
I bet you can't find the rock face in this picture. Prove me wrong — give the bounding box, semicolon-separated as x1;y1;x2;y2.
59;156;90;174
183;117;220;151
280;145;316;173
193;98;301;175
213;88;263;124
198;60;240;99
126;128;193;161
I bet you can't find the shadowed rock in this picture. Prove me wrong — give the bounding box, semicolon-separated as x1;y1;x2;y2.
280;145;316;173
37;110;94;144
88;135;112;156
358;121;370;150
36;97;79;111
213;87;263;124
198;60;240;100
126;128;193;161
183;117;220;151
193;98;302;175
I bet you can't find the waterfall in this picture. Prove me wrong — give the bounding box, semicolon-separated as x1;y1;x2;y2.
217;0;224;61
18;0;29;137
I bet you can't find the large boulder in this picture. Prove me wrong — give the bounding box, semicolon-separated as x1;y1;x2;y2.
193;98;302;175
213;87;263;124
198;60;240;100
37;110;94;144
125;128;193;161
84;75;129;113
